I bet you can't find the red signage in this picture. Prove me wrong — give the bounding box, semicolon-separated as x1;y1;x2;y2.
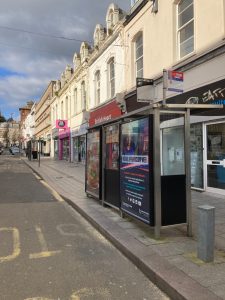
89;100;122;127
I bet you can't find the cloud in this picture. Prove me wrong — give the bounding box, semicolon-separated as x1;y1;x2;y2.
0;0;130;118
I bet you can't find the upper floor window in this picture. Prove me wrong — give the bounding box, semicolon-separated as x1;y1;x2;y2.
81;81;86;111
65;96;69;119
108;58;115;98
61;101;64;119
74;88;77;114
95;71;101;105
177;0;194;58
55;104;58;120
135;33;143;78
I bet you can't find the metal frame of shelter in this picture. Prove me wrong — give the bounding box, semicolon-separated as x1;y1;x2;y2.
88;102;223;239
153;103;223;238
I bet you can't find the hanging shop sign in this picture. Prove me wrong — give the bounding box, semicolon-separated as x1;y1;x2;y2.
86;129;101;199
56;119;68;129
136;78;154;103
120;117;153;224
167;70;184;93
89;100;122;127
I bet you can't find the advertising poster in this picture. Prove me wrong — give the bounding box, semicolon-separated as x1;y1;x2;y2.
120;117;151;224
105;124;119;170
86;130;100;198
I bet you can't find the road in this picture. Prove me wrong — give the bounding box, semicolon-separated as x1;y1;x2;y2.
0;156;169;300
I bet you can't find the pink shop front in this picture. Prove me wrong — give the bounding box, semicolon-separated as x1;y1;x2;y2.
58;129;70;161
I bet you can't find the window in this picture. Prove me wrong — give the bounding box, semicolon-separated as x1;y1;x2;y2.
177;0;194;58
55;104;58;121
74;88;77;114
95;71;101;105
81;81;86;111
135;33;143;78
61;101;64;119
108;58;115;98
65;97;68;119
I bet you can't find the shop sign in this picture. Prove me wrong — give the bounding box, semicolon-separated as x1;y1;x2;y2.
120;117;153;224
89;100;122;127
167;78;225;106
56;119;68;129
167;70;184;93
71;123;88;138
59;128;70;139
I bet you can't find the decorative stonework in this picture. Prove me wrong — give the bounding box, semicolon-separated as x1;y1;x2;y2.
93;24;106;49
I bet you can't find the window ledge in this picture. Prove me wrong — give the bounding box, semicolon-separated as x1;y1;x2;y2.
172;51;196;68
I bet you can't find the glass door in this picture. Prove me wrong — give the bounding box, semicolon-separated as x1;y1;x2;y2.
206;122;225;192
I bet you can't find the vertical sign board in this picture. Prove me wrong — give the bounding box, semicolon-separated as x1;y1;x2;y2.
167;70;184;93
86;129;101;199
120;117;153;224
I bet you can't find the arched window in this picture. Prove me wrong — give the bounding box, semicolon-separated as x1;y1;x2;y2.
81;81;86;111
61;101;64;119
74;88;77;114
55;104;58;120
108;58;115;98
95;71;101;105
177;0;194;58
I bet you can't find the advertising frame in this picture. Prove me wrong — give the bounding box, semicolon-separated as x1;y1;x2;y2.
85;128;102;200
120;116;154;225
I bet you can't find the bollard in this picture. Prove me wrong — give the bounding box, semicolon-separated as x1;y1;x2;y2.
197;205;215;262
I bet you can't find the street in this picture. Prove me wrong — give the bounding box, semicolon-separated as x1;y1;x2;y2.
0;156;169;300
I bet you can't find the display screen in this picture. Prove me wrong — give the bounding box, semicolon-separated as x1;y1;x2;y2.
120;117;150;224
86;130;100;198
105;124;119;170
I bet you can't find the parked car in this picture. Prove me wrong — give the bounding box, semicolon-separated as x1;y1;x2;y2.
10;146;20;155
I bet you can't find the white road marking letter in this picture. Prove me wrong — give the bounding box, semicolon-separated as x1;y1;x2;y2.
0;227;20;263
29;226;61;259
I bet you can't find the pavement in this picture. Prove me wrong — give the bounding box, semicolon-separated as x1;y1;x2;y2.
22;156;225;300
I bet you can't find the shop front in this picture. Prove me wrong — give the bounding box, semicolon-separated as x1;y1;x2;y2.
59;129;70;161
71;123;87;164
168;78;225;194
52;128;59;159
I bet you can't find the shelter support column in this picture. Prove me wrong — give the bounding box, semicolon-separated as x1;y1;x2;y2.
153;107;161;238
185;108;192;237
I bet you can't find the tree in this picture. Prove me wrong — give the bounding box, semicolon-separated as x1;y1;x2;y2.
0;115;6;122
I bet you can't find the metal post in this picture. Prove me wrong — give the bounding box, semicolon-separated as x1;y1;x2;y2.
197;205;215;262
162;69;167;106
185;109;192;236
153;107;161;238
38;138;41;167
101;127;105;206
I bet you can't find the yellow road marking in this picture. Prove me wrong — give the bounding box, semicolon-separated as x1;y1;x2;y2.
71;287;111;299
33;173;64;202
29;226;61;259
0;227;20;263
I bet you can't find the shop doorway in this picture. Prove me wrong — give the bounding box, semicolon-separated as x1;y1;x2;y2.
205;121;225;194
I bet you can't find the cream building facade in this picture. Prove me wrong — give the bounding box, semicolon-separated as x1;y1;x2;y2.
123;0;225;194
35;81;55;156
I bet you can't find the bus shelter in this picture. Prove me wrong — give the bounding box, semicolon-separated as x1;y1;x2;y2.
86;102;223;238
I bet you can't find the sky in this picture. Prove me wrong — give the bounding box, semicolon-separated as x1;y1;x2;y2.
0;0;130;120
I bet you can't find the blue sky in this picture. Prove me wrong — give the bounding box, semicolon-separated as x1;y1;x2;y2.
0;0;130;121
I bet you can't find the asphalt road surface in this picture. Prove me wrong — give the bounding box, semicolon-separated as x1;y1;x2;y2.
0;156;169;300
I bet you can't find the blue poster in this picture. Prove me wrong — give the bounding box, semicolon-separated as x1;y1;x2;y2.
120;118;150;224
